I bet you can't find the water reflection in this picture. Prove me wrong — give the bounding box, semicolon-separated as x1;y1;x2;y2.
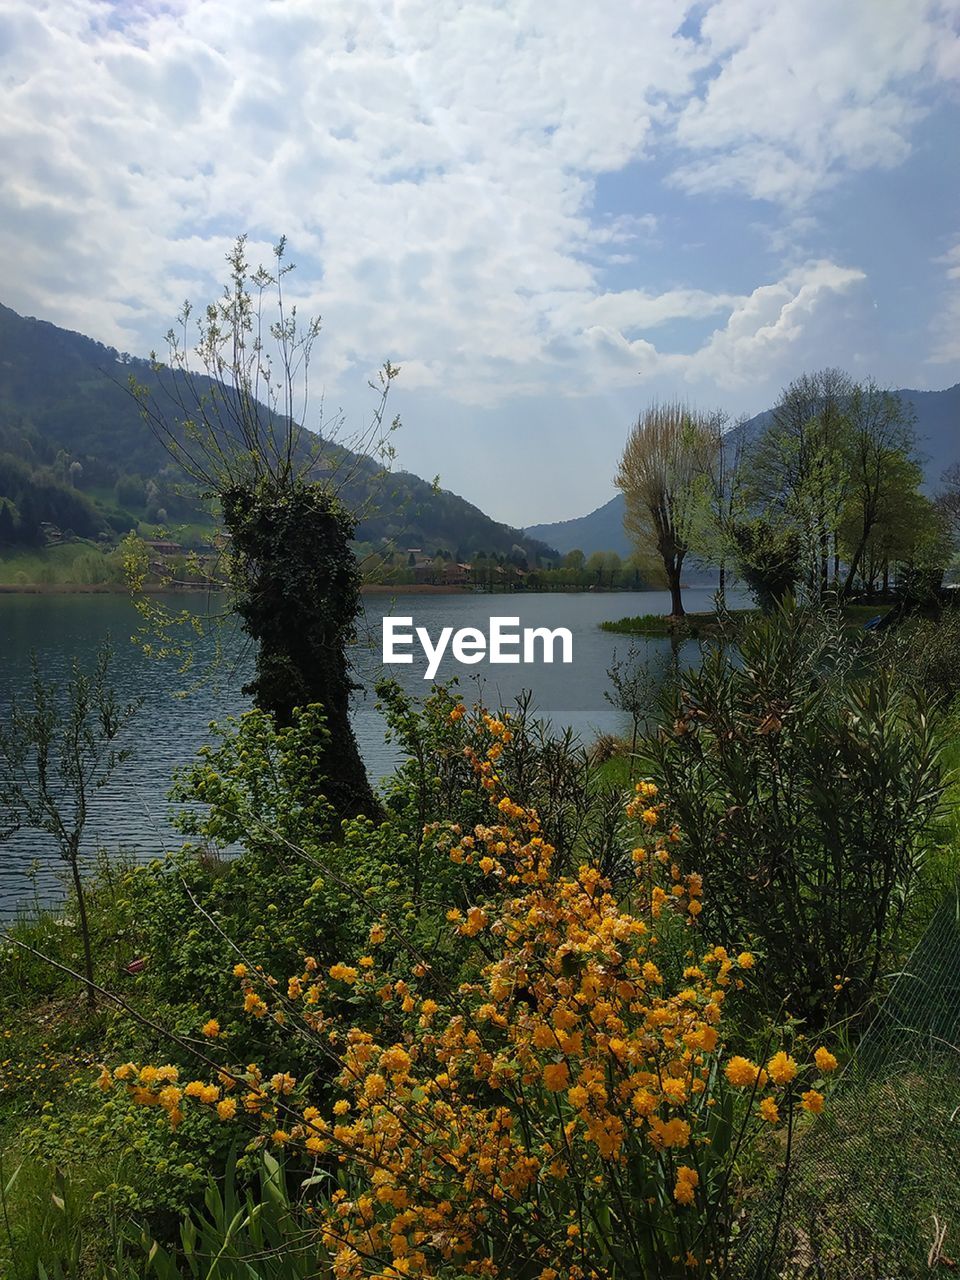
0;588;735;916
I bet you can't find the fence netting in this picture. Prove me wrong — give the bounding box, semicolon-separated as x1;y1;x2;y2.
736;881;960;1279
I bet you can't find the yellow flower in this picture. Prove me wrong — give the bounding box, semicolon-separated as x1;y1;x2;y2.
364;1073;387;1099
673;1165;699;1204
244;991;267;1018
814;1047;838;1074
543;1062;570;1092
329;963;359;985
759;1097;780;1123
725;1055;760;1088
459;906;489;937
801;1089;825;1114
201;1018;220;1038
369;923;387;945
673;1177;695;1205
380;1046;412;1076
657;1117;691;1148
217;1098;237;1120
767;1051;798;1086
641;808;659;827
737;952;755;970
232;963;247;978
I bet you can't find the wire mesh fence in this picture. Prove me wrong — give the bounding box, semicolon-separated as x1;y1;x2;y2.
737;881;960;1278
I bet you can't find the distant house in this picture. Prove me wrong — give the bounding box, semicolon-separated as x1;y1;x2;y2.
412;561;472;586
143;539;182;556
39;522;63;545
442;563;470;585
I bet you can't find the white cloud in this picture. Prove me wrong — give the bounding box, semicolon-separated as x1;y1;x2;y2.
680;260;867;386
672;0;960;204
928;238;960;365
0;0;952;424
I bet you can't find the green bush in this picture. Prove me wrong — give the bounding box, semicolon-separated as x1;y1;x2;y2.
644;601;946;1025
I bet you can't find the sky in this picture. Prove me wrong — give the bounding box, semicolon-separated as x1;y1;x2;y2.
2;0;959;527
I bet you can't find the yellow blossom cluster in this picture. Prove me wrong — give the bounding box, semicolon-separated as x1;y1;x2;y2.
103;744;835;1278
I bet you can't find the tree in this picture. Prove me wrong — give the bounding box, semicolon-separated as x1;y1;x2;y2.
615;403;717;617
838;382;917;597
605;644;660;762
0;499;15;545
729;516;802;611
132;235;399;819
0;647;140;1006
686;411;745;609
937;461;960;540
586;550;606;585
747;369;852;599
841;453;951;596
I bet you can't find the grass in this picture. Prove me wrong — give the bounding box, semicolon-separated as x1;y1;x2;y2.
748;1053;960;1278
601;602;892;637
0;542;128;587
599;610;746;637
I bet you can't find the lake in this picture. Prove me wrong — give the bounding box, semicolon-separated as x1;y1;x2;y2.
0;588;736;917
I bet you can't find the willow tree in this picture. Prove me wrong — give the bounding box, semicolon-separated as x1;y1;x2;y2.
615;403;718;618
132;236;399;819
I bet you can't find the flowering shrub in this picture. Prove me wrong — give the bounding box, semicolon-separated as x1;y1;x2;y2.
100;710;836;1279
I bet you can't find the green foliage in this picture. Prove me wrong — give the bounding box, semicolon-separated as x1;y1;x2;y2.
220;480;375;817
0;294;554;570
0;451;105;545
644;601;946;1025
888;607;960;713
128;1151;326;1279
377;678;632;879
729;516;802;611
0;646;140;1005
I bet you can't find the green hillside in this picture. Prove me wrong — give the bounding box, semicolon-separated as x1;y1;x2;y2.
0;302;557;567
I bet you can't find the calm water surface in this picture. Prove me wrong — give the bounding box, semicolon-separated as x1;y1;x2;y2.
0;588;736;916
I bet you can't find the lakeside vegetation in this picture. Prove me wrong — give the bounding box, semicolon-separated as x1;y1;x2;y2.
3;603;960;1277
600;603;886;637
2;239;960;1278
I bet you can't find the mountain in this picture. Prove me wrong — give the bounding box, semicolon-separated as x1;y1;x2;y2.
525;496;632;558
0;302;556;561
526;385;960;557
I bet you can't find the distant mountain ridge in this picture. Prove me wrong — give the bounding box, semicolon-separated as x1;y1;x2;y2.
525;385;960;557
0;302;556;561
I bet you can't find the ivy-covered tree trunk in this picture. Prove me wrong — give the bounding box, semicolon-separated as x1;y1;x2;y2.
221;480;377;819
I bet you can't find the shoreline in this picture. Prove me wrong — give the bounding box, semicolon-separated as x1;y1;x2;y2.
0;582;214;595
0;581;475;596
0;582;687;597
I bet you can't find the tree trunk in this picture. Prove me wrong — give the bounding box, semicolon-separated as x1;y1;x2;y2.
68;847;96;1009
224;483;379;821
668;563;685;618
